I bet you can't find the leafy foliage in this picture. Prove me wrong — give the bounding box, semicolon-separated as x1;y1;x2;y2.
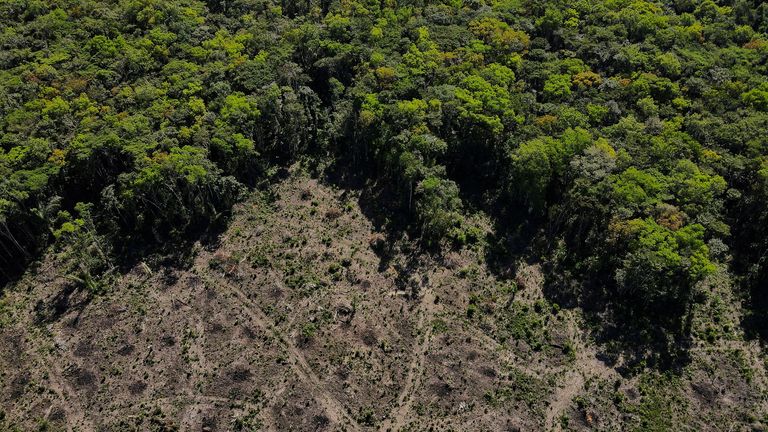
2;0;768;345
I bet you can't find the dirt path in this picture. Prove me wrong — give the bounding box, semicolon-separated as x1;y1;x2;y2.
152;394;263;430
15;293;97;431
543;320;617;431
258;383;289;432
43;357;97;431
544;369;585;431
379;286;438;432
467;310;597;432
471;328;550;378
202;271;362;431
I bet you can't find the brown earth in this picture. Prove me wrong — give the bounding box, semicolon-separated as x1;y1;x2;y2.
1;171;766;431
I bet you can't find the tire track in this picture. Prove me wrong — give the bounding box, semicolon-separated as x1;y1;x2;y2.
379;287;437;432
202;273;361;430
543;323;617;431
43;358;98;431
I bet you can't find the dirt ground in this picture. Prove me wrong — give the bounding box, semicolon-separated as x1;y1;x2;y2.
1;171;766;431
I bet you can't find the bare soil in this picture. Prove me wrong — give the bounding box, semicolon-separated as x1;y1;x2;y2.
1;171;766;431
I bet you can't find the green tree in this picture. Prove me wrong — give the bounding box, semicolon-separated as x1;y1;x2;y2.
414;177;464;245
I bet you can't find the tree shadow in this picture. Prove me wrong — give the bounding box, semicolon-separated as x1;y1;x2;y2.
34;281;90;325
740;270;768;342
2;169;279;321
0;258;37;294
587;301;694;373
726;205;768;344
323;156;415;269
0;218;49;289
477;201;696;375
324;147;697;373
26;212;232;329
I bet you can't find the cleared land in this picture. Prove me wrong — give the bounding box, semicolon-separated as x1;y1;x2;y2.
1;172;766;431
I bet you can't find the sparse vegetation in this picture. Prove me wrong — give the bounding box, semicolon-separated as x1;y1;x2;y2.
2;0;768;430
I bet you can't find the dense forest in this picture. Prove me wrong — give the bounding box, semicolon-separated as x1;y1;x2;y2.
2;0;768;370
